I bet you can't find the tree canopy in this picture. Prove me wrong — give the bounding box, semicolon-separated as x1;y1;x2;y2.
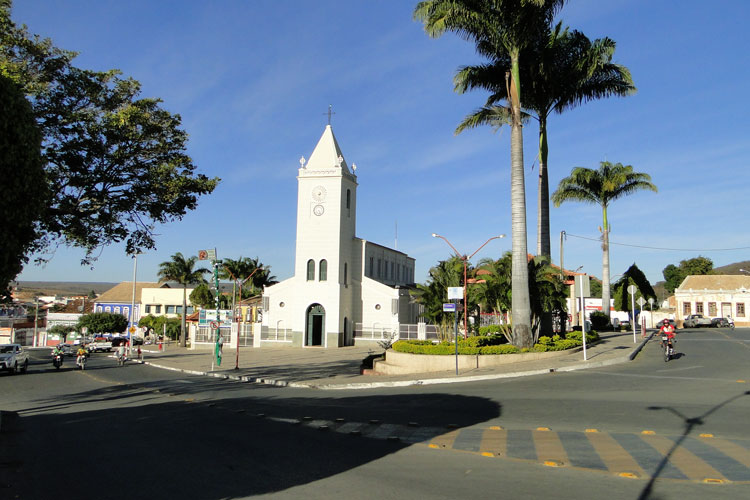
77;312;128;335
662;256;714;294
0;0;219;277
0;72;47;299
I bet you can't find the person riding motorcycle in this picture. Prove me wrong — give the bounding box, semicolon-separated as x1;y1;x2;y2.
76;345;88;366
659;319;676;349
52;345;64;366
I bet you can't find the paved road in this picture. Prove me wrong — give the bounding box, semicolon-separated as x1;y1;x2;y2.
1;327;748;499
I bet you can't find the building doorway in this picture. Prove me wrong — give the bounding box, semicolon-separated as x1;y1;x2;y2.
306;304;325;346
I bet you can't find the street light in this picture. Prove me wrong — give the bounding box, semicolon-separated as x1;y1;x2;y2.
224;265;264;370
432;233;506;339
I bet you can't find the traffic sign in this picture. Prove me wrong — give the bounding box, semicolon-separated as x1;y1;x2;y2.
443;303;456;312
209;321;219;329
129;326;136;334
447;287;463;300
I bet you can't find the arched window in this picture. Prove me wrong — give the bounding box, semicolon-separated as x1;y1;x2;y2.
344;262;348;285
346;189;351;209
307;259;315;281
319;259;328;281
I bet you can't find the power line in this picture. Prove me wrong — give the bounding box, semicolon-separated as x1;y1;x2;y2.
564;233;750;252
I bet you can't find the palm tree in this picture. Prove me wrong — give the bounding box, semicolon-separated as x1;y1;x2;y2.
414;0;566;349
551;161;657;321
455;23;636;259
412;256;465;340
157;252;209;347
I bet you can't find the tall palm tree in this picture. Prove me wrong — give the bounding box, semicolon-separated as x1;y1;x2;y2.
551;161;657;321
455;23;636;259
414;0;566;349
157;252;209;347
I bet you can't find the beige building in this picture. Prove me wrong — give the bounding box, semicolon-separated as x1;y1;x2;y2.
675;275;749;326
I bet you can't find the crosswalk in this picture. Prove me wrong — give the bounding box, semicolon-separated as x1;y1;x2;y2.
275;416;750;483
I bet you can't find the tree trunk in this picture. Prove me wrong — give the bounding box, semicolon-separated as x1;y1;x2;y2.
180;285;187;347
601;205;611;320
536;116;550;258
508;55;532;349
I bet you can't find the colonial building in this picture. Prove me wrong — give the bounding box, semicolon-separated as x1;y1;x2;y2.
675;275;749;326
94;282;197;325
261;125;418;348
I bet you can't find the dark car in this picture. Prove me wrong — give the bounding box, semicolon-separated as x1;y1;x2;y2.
111;337;129;347
710;317;730;328
58;343;74;356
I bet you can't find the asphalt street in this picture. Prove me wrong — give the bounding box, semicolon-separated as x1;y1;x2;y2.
1;327;748;499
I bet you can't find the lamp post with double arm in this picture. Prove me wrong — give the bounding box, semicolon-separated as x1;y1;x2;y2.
224;265;264;370
432;233;506;339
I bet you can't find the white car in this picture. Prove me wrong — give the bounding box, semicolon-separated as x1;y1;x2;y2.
0;344;30;374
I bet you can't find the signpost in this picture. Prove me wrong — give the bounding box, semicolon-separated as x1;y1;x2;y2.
627;285;637;343
446;287;463;375
637;297;646;337
200;248;223;366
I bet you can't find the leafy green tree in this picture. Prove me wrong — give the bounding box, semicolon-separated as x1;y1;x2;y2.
0;1;219;269
662;256;714;294
552;161;657;321
157;253;208;347
77;312;128;335
415;0;566;349
0;72;47;296
47;324;75;342
612;263;657;316
470;252;566;341
454;23;635;258
189;283;215;310
87;290;97;299
138;314;181;341
412;256;465;339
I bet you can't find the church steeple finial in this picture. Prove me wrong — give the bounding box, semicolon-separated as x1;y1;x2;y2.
324;104;335;126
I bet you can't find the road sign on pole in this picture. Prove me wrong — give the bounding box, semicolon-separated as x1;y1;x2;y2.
627;285;637;343
443;303;456;312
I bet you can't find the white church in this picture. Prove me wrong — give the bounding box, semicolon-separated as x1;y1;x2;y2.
260;125;419;348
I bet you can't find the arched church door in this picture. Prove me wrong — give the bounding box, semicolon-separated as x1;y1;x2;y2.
306;304;325;346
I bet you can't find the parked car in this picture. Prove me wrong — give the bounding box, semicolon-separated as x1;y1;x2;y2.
710;317;731;328
683;314;712;328
0;344;30;374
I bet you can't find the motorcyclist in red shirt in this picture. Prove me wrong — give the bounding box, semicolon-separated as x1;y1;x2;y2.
659;319;676;349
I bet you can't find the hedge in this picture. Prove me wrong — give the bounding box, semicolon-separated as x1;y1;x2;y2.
391;331;599;356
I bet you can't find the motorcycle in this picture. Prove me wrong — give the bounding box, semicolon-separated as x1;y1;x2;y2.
116;350;127;366
661;335;675;362
76;353;87;370
52;353;63;370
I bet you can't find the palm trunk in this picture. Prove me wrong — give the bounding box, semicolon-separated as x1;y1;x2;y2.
509;54;532;349
601;205;611;320
180;285;187;347
537;116;550;258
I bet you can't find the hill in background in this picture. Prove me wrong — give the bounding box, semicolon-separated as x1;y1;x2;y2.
14;281;117;299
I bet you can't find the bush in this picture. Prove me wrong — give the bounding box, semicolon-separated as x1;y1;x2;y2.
589;311;610;331
459;334;506;348
531;330;599;352
391;340;517;355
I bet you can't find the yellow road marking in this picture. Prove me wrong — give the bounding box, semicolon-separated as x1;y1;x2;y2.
641;430;655;435
586;432;645;479
700;436;750;469
640;434;726;482
533;429;567;466
479;427;507;457
429;428;461;449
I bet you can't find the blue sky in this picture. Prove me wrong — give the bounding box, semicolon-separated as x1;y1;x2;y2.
13;0;750;287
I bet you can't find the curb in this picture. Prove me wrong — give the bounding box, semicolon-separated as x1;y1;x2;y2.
139;336;650;390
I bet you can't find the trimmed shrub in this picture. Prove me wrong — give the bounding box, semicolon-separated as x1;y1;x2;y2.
589;311;610;331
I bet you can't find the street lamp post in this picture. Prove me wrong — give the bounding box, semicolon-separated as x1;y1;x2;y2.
432;233;506;339
224;265;264;370
128;253;138;357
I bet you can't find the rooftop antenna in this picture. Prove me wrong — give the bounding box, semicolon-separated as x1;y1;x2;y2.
395;220;398;250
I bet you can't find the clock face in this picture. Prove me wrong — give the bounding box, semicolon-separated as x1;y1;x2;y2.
313;204;325;216
312;185;327;202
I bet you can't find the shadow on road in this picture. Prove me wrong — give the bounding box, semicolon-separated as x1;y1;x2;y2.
2;380;501;499
638;390;750;499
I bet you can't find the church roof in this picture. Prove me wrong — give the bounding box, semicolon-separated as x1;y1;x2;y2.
304;125;352;174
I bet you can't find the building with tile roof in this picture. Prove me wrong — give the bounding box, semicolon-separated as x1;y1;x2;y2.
675;275;750;326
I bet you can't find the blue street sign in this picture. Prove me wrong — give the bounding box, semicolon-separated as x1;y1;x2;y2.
443;303;456;312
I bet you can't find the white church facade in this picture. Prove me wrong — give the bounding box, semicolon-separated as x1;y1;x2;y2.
260;125;418;348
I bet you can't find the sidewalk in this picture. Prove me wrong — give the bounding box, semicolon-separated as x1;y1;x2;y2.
136;331;653;390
